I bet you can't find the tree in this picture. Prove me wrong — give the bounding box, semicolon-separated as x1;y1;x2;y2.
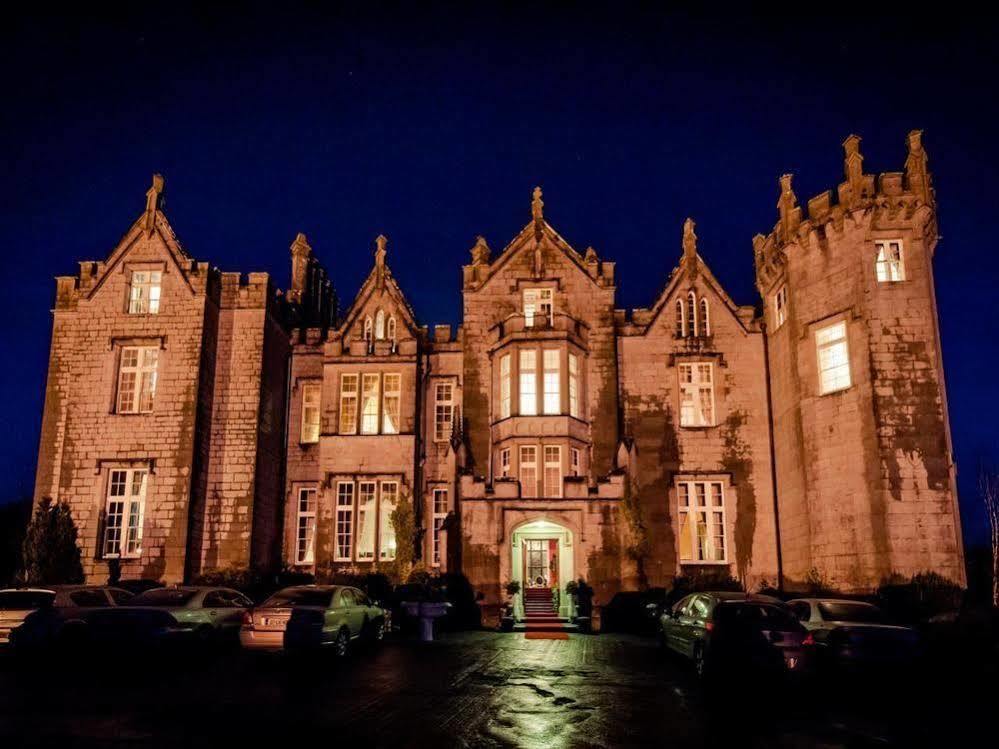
20;497;84;586
389;485;418;582
979;461;999;607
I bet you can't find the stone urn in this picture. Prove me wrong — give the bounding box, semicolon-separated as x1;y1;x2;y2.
402;601;450;641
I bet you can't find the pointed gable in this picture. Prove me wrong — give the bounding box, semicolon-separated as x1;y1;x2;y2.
336;235;419;345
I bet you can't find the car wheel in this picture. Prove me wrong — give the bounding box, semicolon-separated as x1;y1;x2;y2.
333;628;350;658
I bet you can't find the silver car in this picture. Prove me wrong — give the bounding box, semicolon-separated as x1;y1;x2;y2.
0;589;58;645
787;598;920;669
131;586;252;642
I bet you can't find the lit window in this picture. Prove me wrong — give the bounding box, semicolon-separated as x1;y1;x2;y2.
300;382;321;444
816;321;851;394
387;316;397;342
570;447;581;477
361;374;380;434
128;271;162;314
103;468;147;558
382;374;401;434
434;381;454;442
543;350;560;414
295;487;317;564
519;350;537;415
339;374;358;434
524;288;554;327
875;240;905;282
677;480;726;563
379;481;398;561
568;353;580;418
520;446;538;498
500;448;511;478
335;482;355;561
432;487;448;567
544;445;562;498
363;316;373;345
699;298;710;337
676;299;685;337
499;354;511;419
679;362;715;427
356;481;377;561
774;285;788;329
117;346;158;414
687;291;697;337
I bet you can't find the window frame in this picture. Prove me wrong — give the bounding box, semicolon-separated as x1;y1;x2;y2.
676;479;728;564
543;445;562;498
523;288;554;328
360;373;381;435
499;353;511;419
678;362;715;428
543;349;560;415
432;487;448;567
773;284;788;330
127;270;162;315
116;345;159;414
519;349;537;416
874;239;906;283
103;467;148;559
339;374;359;434
434;381;455;442
699;298;710;337
334;481;355;562
378;481;399;562
568;352;580;418
815;320;851;395
570;447;581;477
382;373;401;434
355;481;378;561
519;445;538;498
499;447;511;478
300;382;321;444
295;486;318;564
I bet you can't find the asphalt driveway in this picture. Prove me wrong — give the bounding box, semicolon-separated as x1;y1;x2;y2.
0;631;987;748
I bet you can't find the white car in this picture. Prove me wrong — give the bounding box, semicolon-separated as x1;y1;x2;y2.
0;589;57;645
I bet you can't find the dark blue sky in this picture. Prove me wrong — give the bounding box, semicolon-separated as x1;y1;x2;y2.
2;5;996;546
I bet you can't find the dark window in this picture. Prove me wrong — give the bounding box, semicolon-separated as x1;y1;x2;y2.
133;589;197;607
263;589;335;608
715;602;801;631
817;602;885;624
0;591;55;609
233;594;253;608
69;590;111;607
203;592;227;608
107;588;134;605
788;602;811;621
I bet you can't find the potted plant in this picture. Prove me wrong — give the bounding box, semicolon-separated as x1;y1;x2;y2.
499;581;520;631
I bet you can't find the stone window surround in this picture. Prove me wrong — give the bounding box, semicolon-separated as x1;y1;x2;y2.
670;351;726;430
812;311;853;396
430;484;449;567
492;340;586;423
493;437;587;493
433;376;457;443
330;474;404;563
299;380;321;445
874;237;907;284
673;474;732;566
110;337;165;416
336;370;405;436
100;464;150;560
121;261;167;315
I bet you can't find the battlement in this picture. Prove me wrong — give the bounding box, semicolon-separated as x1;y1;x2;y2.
754;131;936;295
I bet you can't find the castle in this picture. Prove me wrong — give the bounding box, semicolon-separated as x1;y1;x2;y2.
33;132;965;612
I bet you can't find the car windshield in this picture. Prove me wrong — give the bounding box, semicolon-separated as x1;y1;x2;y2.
817;602;885;623
133;589;198;606
0;591;55;609
262;589;334;608
716;602;801;631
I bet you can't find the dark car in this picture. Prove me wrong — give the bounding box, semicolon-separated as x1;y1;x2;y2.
787;598;921;672
659;592;814;679
602;589;667;634
9;585;135;653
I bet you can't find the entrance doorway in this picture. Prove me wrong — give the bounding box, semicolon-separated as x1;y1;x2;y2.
510;519;574;618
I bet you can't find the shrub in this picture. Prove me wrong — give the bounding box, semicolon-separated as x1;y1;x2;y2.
877;570;964;624
191;565;314;603
564;580;579;596
505;580;521;596
20;498;84;586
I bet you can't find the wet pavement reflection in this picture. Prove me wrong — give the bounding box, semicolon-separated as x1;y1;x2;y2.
0;632;985;748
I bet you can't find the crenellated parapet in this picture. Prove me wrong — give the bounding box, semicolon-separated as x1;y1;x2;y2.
754;131;937;296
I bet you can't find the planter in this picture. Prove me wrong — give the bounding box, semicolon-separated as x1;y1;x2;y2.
401;601;451;641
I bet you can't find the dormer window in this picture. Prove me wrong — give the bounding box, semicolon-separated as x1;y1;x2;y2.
524;288;553;327
875;240;905;282
128;270;161;314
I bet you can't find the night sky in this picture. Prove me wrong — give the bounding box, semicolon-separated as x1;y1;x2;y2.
2;5;996;547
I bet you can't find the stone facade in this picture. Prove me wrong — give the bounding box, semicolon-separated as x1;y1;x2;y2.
34;131;964;602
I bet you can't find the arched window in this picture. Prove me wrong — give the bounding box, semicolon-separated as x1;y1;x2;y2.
363;316;373;343
675;299;685;338
687;291;697;338
375;310;386;340
387;315;397;342
699;298;710;337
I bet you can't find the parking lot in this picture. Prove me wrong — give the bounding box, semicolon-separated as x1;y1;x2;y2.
0;630;987;748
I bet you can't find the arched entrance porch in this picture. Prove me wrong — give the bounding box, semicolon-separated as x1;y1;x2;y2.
510;519;574;619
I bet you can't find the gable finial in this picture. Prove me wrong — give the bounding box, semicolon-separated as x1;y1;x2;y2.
374;234;388;289
905;130;933;206
843;134;864;208
682;218;697;262
470;235;491;265
143;174;164;236
777;173;799;242
531;186;544;222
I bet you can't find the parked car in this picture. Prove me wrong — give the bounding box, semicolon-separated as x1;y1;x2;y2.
241;585;387;653
8;585;135;653
603;589;667;634
131;586;252;643
114;579;165;596
659;592;814;679
284;586;388;655
787;598;920;671
0;589;57;646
